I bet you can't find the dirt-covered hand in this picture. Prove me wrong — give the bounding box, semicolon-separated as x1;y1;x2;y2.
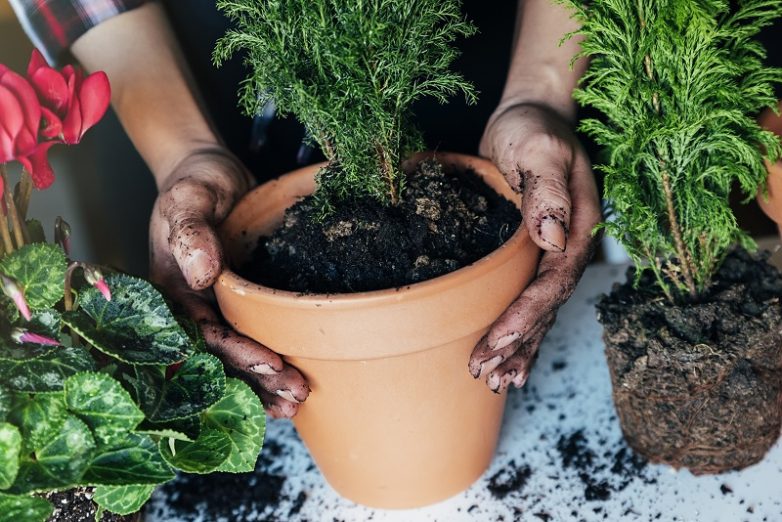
150;148;310;418
469;103;601;392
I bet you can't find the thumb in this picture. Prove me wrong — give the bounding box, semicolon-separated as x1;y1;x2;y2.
160;178;225;291
518;139;573;253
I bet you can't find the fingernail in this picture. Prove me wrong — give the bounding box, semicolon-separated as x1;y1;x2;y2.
275;389;301;403
540;217;566;252
513;371;529;389
479;355;504;378
492;333;520;351
249;363;279;375
487;372;500;392
183;249;214;288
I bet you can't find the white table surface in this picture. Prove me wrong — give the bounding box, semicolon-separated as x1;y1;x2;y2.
146;263;782;522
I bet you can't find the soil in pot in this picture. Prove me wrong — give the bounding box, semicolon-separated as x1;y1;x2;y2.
241;158;521;293
597;249;782;474
44;488;139;522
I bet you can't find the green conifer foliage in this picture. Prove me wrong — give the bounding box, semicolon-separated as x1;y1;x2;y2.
213;0;476;208
564;0;782;300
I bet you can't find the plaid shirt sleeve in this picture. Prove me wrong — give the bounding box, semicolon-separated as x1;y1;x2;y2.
8;0;148;64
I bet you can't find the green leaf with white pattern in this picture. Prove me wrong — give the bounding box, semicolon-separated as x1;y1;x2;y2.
0;346;95;392
0;243;67;311
8;392;67;452
0;493;52;522
11;415;95;494
0;387;10;421
0;423;21;489
136;416;200;442
61;274;192;365
83;433;174;485
93;484;155;516
128;353;225;422
64;373;144;445
202;378;265;473
159;428;232;473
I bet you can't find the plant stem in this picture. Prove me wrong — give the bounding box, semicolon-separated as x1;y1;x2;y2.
0;167;14;254
661;172;697;298
15;171;33;220
64;262;81;312
3;172;26;249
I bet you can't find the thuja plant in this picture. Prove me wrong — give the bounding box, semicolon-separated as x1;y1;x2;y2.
0;52;265;521
564;0;782;300
214;0;476;209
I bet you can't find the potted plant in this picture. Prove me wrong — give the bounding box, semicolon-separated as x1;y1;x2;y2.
211;0;540;508
0;51;266;521
564;0;782;474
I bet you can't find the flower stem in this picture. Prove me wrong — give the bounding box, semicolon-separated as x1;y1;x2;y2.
0;167;25;248
0;167;14;254
15;170;32;220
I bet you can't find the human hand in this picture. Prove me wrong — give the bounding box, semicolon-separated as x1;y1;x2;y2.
149;148;310;418
469;103;601;392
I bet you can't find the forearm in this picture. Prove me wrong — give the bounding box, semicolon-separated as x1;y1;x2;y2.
498;0;587;123
71;2;223;189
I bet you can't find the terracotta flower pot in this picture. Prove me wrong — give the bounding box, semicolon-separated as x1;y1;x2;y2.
214;152;539;508
758;101;782;232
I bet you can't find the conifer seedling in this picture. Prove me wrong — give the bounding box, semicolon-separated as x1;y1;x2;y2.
564;0;782;301
214;0;477;212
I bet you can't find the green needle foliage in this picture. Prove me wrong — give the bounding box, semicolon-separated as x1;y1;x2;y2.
564;0;782;300
214;0;477;209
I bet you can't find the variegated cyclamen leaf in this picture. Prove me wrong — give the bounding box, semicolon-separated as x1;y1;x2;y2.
0;243;67;311
0;493;52;522
0;386;10;421
129;353;225;422
11;415;95;494
83;433;174;486
202;378;265;473
7;392;68;453
159;428;232;474
136;416;201;442
93;484;155;516
0;423;21;489
62;274;192;365
64;372;144;445
0;346;95;392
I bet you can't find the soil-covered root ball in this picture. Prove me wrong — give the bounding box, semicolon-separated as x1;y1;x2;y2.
597;249;782;474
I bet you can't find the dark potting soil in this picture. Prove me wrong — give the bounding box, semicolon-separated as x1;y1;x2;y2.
241;159;522;293
45;488;135;522
597;249;782;474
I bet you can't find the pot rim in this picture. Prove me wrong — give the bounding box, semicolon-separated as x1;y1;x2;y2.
217;152;534;310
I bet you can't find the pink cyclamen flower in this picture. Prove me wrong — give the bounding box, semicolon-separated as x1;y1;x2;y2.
0;64;41;165
0;273;32;321
11;328;59;346
21;49;111;189
83;265;111;301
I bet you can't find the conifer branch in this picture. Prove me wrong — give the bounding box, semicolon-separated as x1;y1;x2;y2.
214;0;476;208
565;0;782;300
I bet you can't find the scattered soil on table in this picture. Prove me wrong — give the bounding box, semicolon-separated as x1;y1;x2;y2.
44;488;136;522
241;159;521;293
598;249;782;474
154;439;303;522
486;460;532;499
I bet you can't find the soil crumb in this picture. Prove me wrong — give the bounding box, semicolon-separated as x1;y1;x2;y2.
45;488;133;522
241;158;521;293
487;461;533;499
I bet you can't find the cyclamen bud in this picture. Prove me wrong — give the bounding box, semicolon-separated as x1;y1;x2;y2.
1;273;31;320
54;216;71;255
11;328;59;346
83;265;111;301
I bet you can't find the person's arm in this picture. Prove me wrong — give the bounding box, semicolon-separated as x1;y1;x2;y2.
470;0;601;391
66;3;309;417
